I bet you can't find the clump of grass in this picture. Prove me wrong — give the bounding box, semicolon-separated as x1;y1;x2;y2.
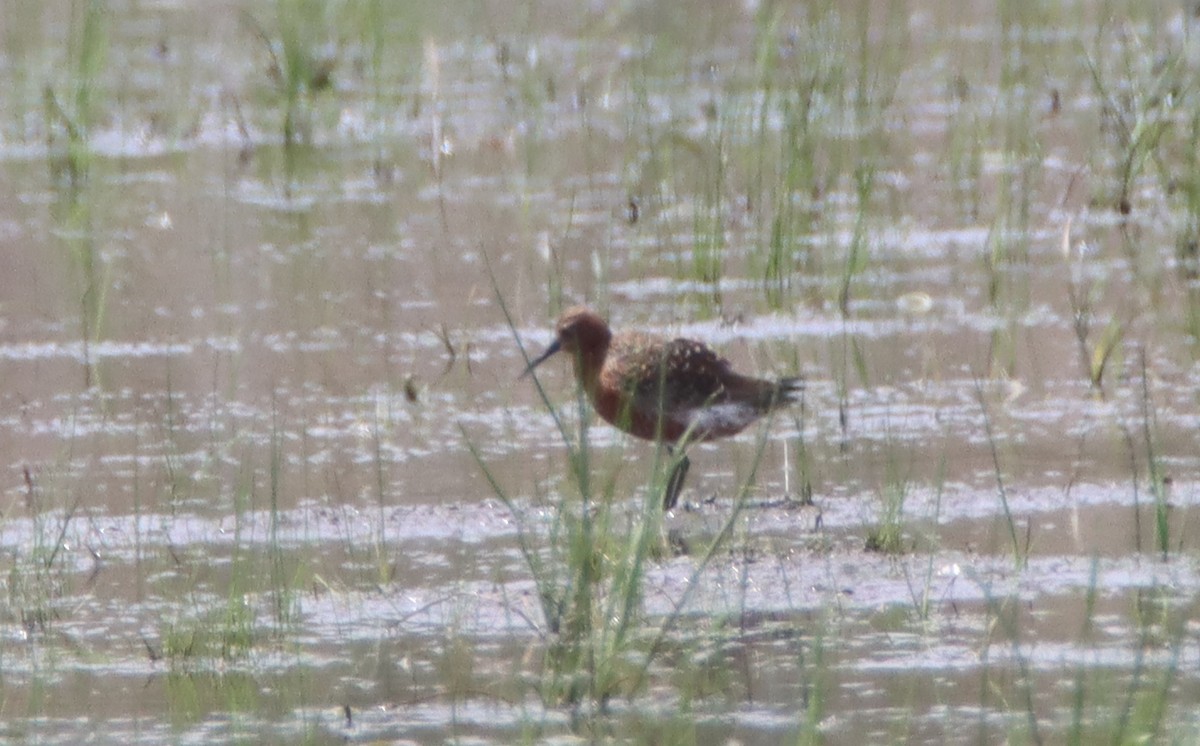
160;593;260;668
901;457;948;621
976;580;1043;746
1067;564;1191;744
266;403;301;630
974;377;1030;568
972;552;1196;744
156;550;300;672
436;628;478;702
1066;558;1102;745
741;4;901;311
782;383;815;505
691;197;727;289
1137;357;1171;560
1061;219;1126;390
1158;87;1200;348
1102;348;1176;559
1085;25;1184;216
243;0;341;147
41;1;113;387
469;358;671;707
864;446;911;555
464;287;776;711
862;515;902;555
3;468;85;636
1169;113;1200;290
838;165;875;316
42;0;108;189
464;398;663;708
749;4;822;308
794;628;828;746
151;417;304;673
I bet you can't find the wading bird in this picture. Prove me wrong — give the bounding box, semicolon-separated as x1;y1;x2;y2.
523;306;801;509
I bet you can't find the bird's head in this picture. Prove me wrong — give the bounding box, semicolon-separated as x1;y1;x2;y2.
521;306;612;378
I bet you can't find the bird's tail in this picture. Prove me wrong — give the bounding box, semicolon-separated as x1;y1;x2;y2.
732;374;805;411
774;377;804;406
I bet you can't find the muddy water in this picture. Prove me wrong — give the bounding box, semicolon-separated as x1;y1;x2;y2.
2;1;1200;743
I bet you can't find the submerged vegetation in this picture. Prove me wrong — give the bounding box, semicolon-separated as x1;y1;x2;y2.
1;0;1200;743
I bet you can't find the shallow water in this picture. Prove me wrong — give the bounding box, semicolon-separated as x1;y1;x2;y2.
2;0;1200;743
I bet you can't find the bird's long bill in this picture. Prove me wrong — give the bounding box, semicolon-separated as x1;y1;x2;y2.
519;338;561;379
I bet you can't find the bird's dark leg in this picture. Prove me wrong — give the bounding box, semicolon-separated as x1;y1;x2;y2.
663;449;690;510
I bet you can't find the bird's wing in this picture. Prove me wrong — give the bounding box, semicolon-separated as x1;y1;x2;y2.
623;338;733;412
